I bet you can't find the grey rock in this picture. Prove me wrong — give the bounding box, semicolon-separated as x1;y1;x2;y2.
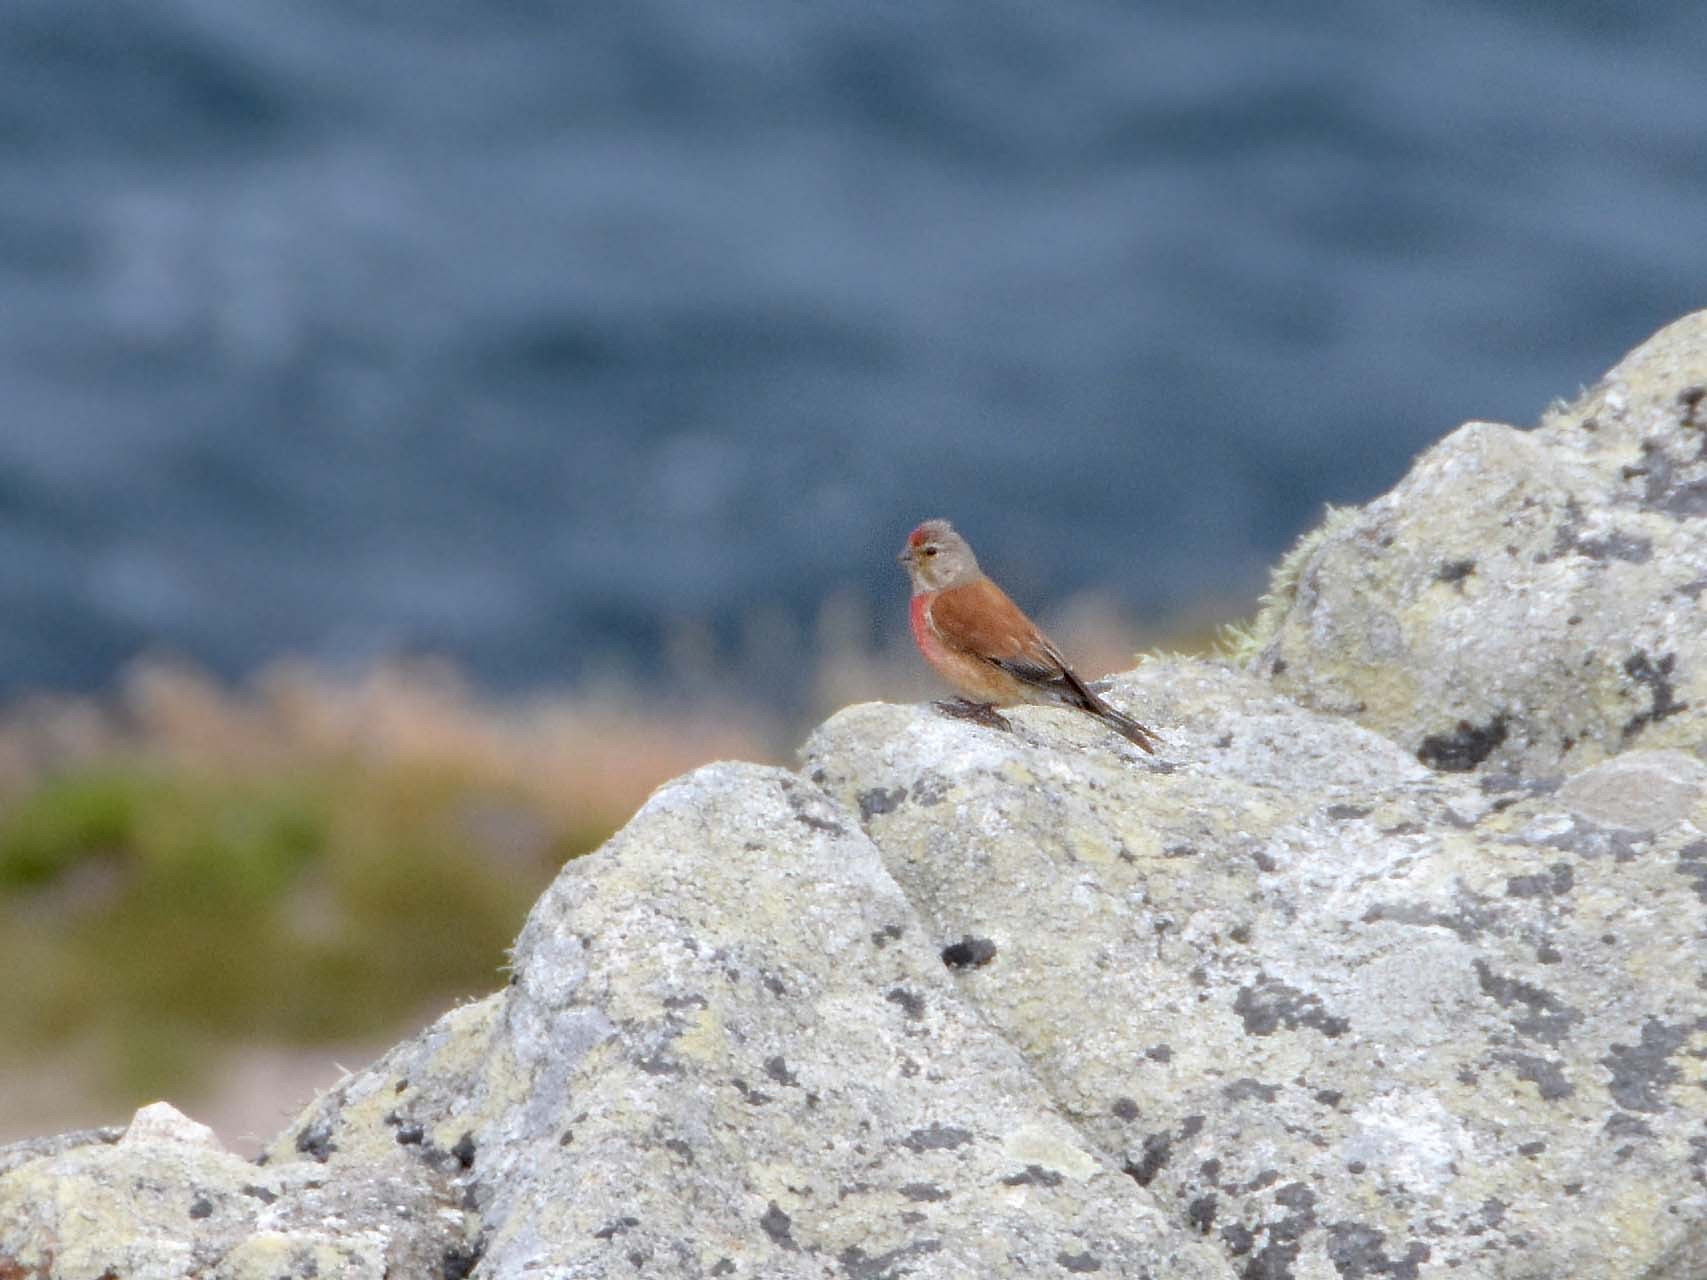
1242;308;1707;777
803;671;1707;1279
0;1101;469;1278
260;763;1233;1279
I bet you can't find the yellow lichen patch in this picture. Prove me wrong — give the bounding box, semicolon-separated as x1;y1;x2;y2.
670;1004;728;1065
999;1121;1098;1182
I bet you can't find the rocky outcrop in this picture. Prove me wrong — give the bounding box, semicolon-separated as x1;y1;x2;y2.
3;315;1706;1278
1243;310;1707;777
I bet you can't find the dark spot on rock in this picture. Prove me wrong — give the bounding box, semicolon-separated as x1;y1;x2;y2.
870;923;904;948
1435;559;1477;586
1680;384;1706;426
1564;1181;1583;1195
840;1241;943;1278
1604;1111;1654;1141
1632;437;1707;515
450;1133;477;1174
1199;1157;1223;1185
1576;531;1653;562
1325;804;1371;821
1602;1017;1689;1111
1325;1222;1430;1279
1270;658;1287;677
732;1078;774;1105
763;973;788;997
903;1124;972;1152
940;936;997;969
910;772;950;806
1505;861;1573;898
1252;850;1279;872
662;992;709;1010
1111;1097;1139;1122
1622;651;1689;739
1163;842;1197;858
1542;818;1647;863
1417;715;1508;771
711;1261;736;1277
1001;1164;1063;1188
663;1137;692;1162
759;1202;796;1250
593;1216;640;1239
241;1183;276;1204
443;1236;485;1280
1189;1193;1218;1233
1234;976;1350;1039
1500;1053;1574;1101
1242;1240;1301;1279
1146;1043;1174;1062
901;1181;949;1201
1224;1078;1280;1103
1124;1131;1172;1187
1222;1222;1255;1256
1346;1161;1365;1175
1677;841;1707;904
1180;1115;1205;1140
764;1056;798;1087
188;1196;213;1219
885;987;925;1019
857;787;907;820
1473;960;1582;1044
1229;923;1251;944
394;1077;409;1093
782;781;846;835
395;1123;425;1146
1243;1169;1281;1193
294;1117;334;1163
1536;943;1562;964
1518;1140;1545;1157
1314;1089;1343;1107
638;1053;686;1076
560;1129;574;1146
1057;1252;1101;1273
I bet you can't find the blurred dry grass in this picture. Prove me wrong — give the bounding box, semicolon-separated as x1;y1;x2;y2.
0;592;1241;1147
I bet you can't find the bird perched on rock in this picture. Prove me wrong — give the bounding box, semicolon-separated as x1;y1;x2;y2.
898;518;1159;751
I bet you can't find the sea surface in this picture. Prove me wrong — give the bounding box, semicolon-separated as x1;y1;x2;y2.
1;0;1703;703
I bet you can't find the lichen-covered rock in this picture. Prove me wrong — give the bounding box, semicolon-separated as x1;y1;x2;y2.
803;664;1707;1280
1243;309;1707;776
0;1101;469;1278
8;312;1707;1279
267;764;1233;1279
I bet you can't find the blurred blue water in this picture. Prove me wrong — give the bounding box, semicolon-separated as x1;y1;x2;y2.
0;0;1702;702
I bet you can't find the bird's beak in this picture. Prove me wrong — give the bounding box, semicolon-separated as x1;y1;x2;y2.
897;547;913;566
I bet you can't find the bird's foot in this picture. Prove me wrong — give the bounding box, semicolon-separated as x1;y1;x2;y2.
932;698;1013;732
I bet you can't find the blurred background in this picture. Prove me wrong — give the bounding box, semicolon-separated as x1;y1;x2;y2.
2;0;1704;1147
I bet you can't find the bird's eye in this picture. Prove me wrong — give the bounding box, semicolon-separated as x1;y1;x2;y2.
923;545;938;557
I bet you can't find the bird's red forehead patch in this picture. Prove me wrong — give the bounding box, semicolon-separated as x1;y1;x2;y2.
907;525;933;547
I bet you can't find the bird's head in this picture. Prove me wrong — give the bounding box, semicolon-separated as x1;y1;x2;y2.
898;518;981;592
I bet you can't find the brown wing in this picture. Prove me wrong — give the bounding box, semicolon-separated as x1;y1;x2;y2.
929;578;1082;696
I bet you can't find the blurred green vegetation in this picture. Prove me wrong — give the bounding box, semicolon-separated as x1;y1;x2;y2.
0;757;605;1099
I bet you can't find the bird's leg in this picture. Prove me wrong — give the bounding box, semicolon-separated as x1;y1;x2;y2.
932;698;1013;732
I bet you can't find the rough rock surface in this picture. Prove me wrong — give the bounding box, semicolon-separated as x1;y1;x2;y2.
0;1101;470;1278
4;315;1707;1278
1245;309;1707;777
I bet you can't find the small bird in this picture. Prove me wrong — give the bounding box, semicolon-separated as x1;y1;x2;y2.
899;518;1159;752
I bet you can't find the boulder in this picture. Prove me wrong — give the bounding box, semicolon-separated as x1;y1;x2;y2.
1242;309;1707;777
